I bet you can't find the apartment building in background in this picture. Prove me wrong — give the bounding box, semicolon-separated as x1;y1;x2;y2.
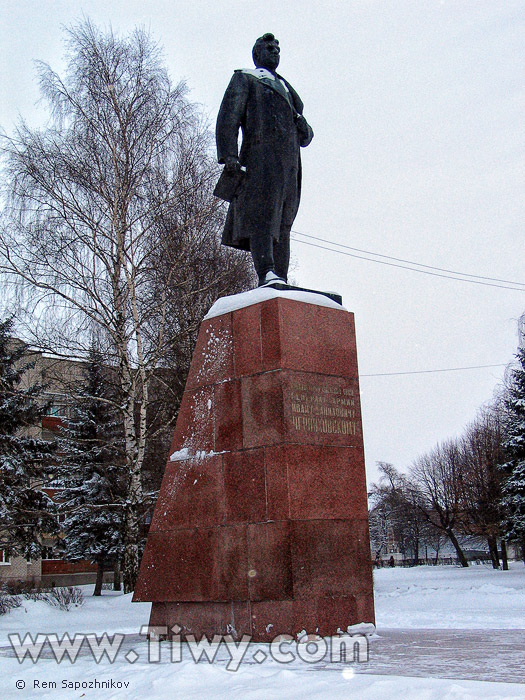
0;342;102;588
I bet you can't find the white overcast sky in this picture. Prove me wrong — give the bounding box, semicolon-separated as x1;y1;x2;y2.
1;0;524;484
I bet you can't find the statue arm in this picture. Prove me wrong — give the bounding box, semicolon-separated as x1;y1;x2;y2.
216;72;249;165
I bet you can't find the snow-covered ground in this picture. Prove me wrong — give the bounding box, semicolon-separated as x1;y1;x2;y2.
374;561;525;629
0;562;524;699
0;587;150;646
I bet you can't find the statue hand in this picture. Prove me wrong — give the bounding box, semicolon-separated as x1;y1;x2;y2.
224;158;241;174
295;114;313;147
295;114;309;135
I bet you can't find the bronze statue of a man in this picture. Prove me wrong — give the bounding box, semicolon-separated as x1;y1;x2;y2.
215;33;314;286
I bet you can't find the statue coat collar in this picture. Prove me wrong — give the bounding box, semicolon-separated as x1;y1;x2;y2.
239;68;293;106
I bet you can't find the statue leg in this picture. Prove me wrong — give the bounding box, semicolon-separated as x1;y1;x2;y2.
273;225;290;283
250;233;276;284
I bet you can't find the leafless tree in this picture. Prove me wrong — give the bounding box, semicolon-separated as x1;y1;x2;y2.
410;440;470;567
0;20;253;591
369;462;434;565
457;405;507;568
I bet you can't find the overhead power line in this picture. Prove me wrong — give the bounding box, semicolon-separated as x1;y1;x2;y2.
361;363;506;377
293;230;525;286
291;230;525;292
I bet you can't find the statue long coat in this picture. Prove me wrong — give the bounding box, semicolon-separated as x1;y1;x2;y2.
216;69;313;251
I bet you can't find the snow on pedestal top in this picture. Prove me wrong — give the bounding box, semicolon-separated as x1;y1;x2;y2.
204;286;346;320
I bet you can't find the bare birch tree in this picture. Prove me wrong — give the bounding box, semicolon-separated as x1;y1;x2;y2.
0;20;253;590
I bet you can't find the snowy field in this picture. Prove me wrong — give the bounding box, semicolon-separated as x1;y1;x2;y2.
0;562;524;699
374;561;525;629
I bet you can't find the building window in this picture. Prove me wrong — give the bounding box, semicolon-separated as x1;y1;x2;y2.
42;394;73;419
45;404;69;418
0;549;11;565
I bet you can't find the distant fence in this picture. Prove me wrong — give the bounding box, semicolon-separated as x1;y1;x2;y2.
373;556;494;568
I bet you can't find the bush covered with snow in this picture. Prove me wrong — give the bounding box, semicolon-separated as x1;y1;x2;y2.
0;586;22;616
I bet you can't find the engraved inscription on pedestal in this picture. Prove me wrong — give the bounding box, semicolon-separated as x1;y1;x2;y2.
288;378;358;436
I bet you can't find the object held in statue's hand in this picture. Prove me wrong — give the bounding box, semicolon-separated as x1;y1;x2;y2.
213;166;246;202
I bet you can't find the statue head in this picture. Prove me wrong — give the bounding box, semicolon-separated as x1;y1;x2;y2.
252;33;280;72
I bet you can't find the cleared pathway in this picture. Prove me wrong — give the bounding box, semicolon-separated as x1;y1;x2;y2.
1;628;524;684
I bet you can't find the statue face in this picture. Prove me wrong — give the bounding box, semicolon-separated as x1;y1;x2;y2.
255;40;280;71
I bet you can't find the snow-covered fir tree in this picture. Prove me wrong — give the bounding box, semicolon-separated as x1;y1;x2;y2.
0;317;56;558
501;347;525;562
54;346;125;594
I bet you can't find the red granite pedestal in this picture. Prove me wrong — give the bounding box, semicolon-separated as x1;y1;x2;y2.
133;293;375;640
